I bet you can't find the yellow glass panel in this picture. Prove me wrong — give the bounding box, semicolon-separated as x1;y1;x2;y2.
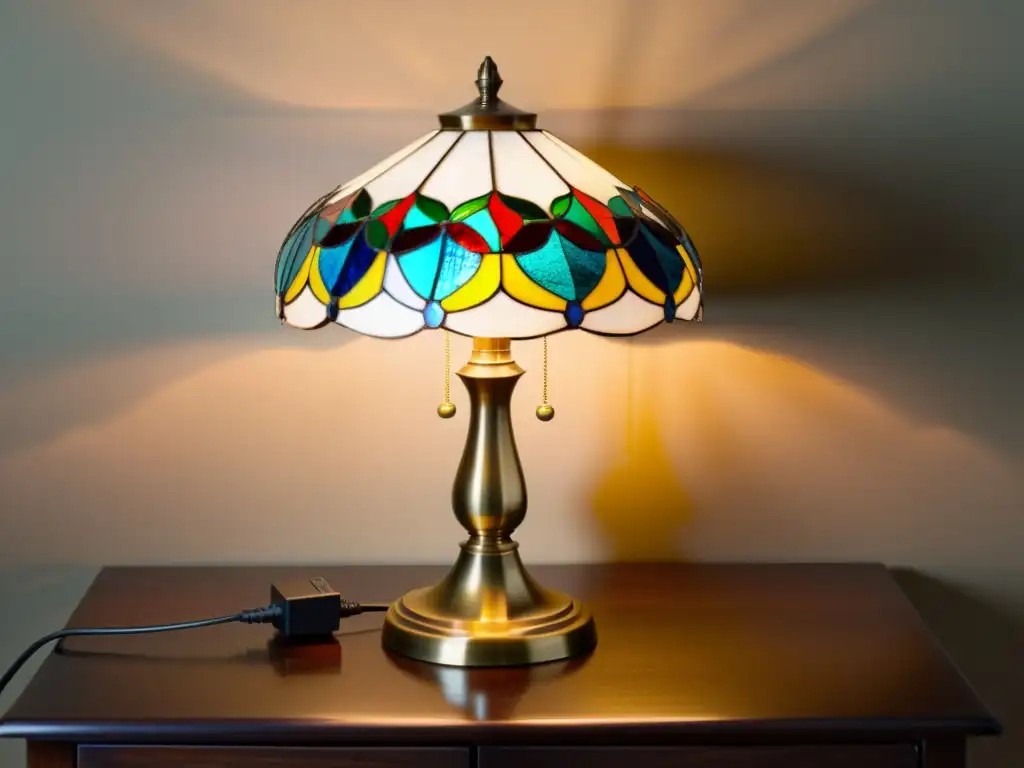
677;244;699;287
501;254;566;311
284;247;317;304
308;247;331;305
338;251;387;309
616;248;665;304
441;253;501;312
581;249;627;311
674;269;694;305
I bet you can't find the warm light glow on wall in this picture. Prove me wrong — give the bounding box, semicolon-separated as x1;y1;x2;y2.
0;334;1016;567
78;0;875;111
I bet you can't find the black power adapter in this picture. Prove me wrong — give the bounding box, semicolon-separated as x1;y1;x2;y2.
0;575;390;699
269;577;388;639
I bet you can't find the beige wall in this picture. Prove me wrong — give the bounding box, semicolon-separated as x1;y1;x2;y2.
0;1;1021;766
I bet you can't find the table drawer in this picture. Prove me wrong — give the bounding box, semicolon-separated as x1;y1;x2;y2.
479;745;918;768
78;746;470;768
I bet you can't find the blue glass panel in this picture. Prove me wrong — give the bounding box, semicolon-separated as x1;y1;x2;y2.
318;233;357;292
663;294;676;323
424;301;445;328
397;236;445;299
624;224;671;294
516;230;575;301
332;229;377;296
565;301;585;328
433;236;483;300
640;224;684;293
559;234;605;300
463;210;501;252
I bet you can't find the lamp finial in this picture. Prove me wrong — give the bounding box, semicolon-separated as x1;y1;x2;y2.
476;56;502;108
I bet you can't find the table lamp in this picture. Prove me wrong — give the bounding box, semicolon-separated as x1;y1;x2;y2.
274;58;703;667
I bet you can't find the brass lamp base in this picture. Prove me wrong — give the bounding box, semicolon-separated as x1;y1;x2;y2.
382;337;597;667
382;539;596;667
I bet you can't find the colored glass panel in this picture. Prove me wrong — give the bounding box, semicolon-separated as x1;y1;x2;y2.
581;250;627;310
391;224;442;255
339;251;387;309
607;196;632;217
283;247;314;304
623;223;675;295
333;229;379;297
573;187;619;244
397;234;445;299
616;248;666;304
364;219;390;250
441;253;500;312
501;254;567;311
451;194;490;222
553;219;607;252
424;301;445;328
317;227;359;293
447;222;490;254
377;194;416;236
433;235;483;301
351;188;373;219
462;209;501;252
502;194;549;222
517;245;575;301
488;192;524;246
639;222;684;293
275;212;317;295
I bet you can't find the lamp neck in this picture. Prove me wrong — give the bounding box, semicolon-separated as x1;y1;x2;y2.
451;338;527;547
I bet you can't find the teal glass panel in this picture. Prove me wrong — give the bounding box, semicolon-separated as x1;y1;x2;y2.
397;235;445;299
516;230;576;301
433;236;483;300
463;210;501;252
560;234;606;299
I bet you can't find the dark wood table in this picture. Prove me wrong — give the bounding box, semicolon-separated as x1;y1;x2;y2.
0;564;1000;768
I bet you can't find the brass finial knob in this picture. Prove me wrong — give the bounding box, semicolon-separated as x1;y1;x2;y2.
476;56;502;108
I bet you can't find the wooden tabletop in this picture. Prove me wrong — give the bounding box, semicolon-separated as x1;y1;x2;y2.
0;563;1000;745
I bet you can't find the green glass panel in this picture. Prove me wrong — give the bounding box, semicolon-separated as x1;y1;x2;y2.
516;231;575;301
550;193;572;218
371;200;399;217
313;217;333;243
397;236;444;299
352;188;373;219
364;219;389;250
415;194;450;223
607;196;632;217
500;193;549;222
564;197;611;246
451;194;490;222
463;210;501;251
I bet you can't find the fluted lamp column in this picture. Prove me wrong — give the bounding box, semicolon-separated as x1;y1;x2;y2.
273;57;703;667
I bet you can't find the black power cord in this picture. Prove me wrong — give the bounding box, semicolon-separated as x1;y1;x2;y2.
0;577;391;701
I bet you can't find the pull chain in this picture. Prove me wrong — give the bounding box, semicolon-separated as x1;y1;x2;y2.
437;331;456;419
536;335;554;421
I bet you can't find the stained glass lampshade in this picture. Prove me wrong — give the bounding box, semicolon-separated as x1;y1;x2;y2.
274;58;703;668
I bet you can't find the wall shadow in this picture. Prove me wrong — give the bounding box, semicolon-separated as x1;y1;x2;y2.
893;569;1021;768
576;141;983;298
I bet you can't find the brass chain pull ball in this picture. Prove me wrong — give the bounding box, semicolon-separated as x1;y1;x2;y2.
536;335;554;421
437;330;456;419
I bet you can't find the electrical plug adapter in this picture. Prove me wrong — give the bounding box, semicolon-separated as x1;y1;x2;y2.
269;577;342;638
